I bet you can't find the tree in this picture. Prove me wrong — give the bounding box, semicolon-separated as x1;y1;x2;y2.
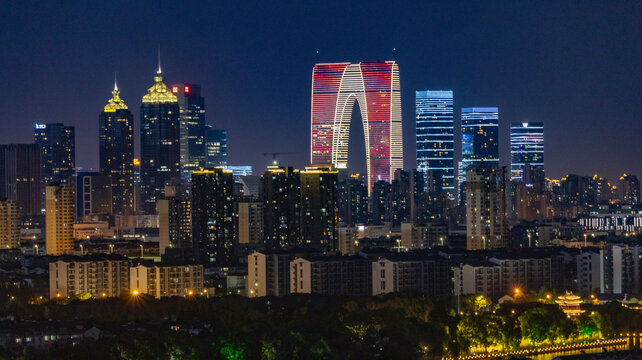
457;314;490;352
519;307;553;346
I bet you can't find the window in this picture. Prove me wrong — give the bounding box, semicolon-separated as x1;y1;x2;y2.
381;281;386;290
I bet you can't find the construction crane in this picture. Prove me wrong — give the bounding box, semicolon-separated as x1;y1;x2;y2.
262;152;302;165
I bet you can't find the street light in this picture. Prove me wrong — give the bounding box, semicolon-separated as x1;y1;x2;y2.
109;244;114;254
139;244;143;258
79;244;83;255
34;244;38;255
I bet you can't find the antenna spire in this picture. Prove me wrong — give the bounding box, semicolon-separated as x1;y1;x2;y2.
157;45;162;74
114;71;118;91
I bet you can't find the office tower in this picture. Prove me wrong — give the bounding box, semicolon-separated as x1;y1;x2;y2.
465;165;508;250
205;126;227;167
370;180;391;225
0;144;42;215
416;90;454;199
459;107;499;191
191;168;235;265
45;183;75;255
0;200;20;249
338;175;368;226
620;174;640;205
300;165;338;251
140;65;181;213
261;166;301;249
34;123;75;184
75;172;112;218
99;80;135;214
310;62;402;193
157;185;191;257
172;83;206;179
510;122;544;181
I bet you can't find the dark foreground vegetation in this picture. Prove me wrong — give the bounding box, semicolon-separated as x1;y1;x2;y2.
1;290;642;360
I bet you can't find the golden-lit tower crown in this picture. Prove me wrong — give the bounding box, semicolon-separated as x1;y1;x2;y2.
141;49;177;104
104;75;129;111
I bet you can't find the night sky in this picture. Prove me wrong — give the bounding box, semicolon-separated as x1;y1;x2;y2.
1;1;640;181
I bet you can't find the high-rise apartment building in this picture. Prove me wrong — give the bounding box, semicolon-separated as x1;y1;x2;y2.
416;90;454;199
205;126;227;168
337;175;369;226
620;174;640;205
236;199;264;247
157;185;191;257
0;200;20;249
45;183;75;255
465;165;508;250
75;172;112;217
99;80;135;214
34;123;75;185
459;107;499;192
0;144;42;215
300;166;338;252
140;66;181;213
311;62;402;193
261;166;301;249
172;83;206;180
510;122;544;181
191;168;235;265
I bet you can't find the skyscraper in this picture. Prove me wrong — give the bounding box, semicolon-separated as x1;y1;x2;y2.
465;165;508;250
620;174;640;205
140;65;181;213
338;175;369;226
157;185;191;257
45;183;75;255
0;200;20;249
510;122;544;181
311;61;402;193
172;83;206;179
34;123;75;185
191;168;235;265
99;79;135;214
205;126;227;168
261;165;300;249
0;144;42;215
75;172;112;218
416;90;454;199
300;165;338;252
459;107;499;192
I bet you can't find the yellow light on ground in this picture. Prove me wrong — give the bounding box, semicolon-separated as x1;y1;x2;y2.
132;290;139;296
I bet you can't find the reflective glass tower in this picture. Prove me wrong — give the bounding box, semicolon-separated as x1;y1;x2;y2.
172;83;206;180
205;126;227;168
459;107;499;190
416;90;454;199
140;64;181;213
311;61;402;193
99;79;134;214
34;123;75;185
510;122;544;180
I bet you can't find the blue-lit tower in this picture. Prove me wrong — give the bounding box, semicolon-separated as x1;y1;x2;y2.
510;122;544;181
416;90;454;199
459;107;499;191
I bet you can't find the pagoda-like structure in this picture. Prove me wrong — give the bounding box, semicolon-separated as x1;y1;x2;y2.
555;291;585;317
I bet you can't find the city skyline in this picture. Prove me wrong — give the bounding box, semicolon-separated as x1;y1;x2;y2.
0;2;640;181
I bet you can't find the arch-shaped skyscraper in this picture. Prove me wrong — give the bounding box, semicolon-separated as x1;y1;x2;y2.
311;61;402;193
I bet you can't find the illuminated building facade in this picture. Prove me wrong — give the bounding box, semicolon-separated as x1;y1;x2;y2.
99;81;135;214
310;61;402;193
459;107;499;191
49;255;131;299
510;122;544;180
140;67;181;213
34;123;75;185
130;262;203;299
0;144;42;215
172;83;206;180
75;172;112;217
261;166;301;249
205;126;227;167
300;166;338;251
0;200;20;249
416;90;454;199
45;183;75;255
191;168;235;265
